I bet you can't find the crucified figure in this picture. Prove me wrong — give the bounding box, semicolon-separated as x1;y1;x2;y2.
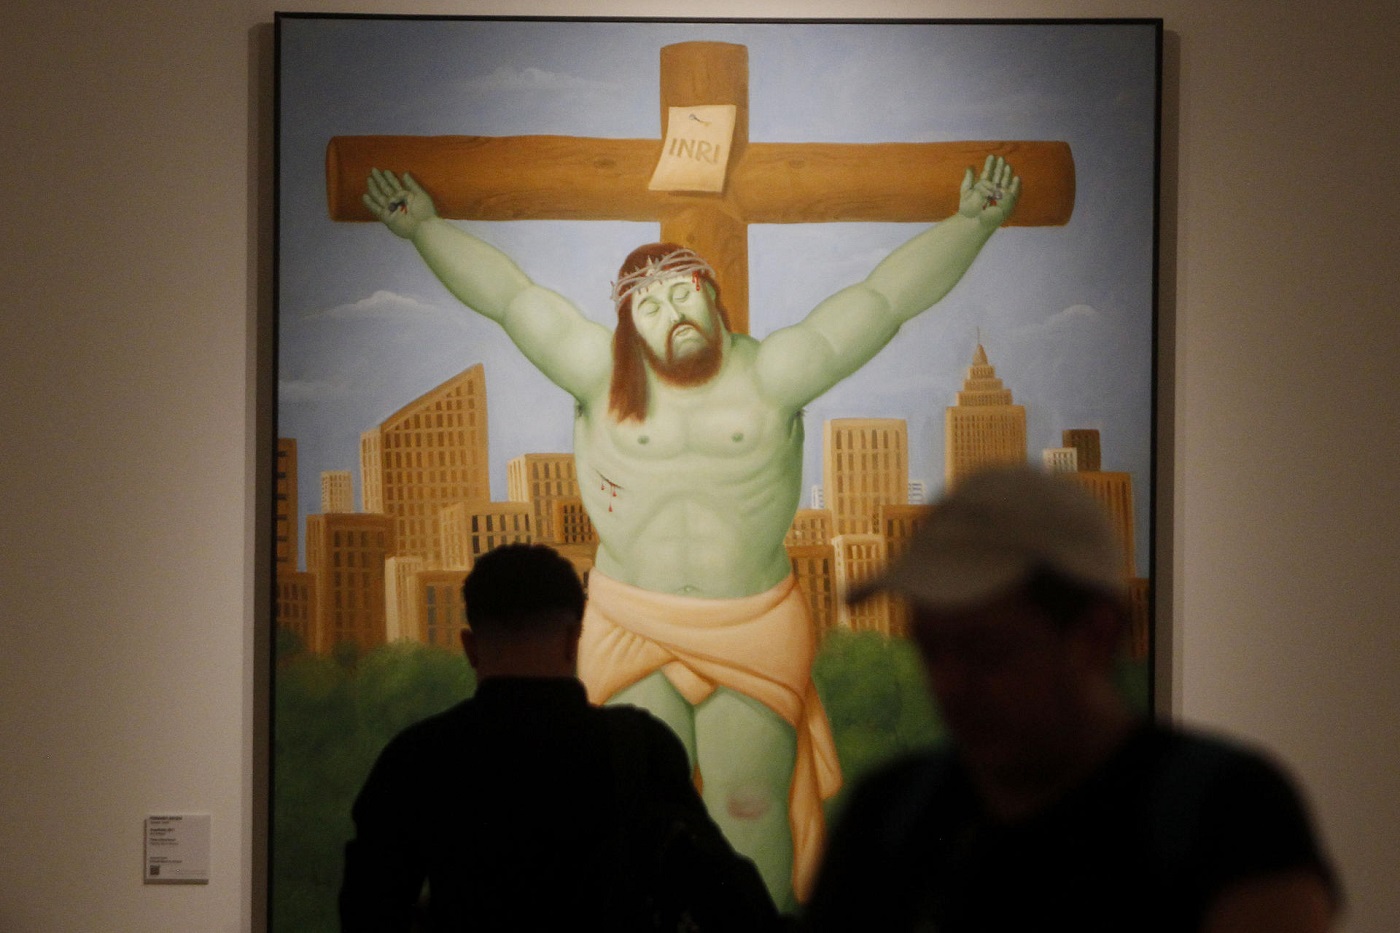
364;155;1020;909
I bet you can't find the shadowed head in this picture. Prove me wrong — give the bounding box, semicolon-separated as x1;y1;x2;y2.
853;465;1134;799
460;544;586;678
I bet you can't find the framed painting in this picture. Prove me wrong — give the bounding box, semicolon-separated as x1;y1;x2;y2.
272;13;1160;928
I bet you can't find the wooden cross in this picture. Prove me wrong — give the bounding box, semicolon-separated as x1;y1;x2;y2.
326;41;1074;335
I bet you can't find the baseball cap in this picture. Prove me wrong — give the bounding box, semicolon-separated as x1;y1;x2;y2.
848;464;1128;608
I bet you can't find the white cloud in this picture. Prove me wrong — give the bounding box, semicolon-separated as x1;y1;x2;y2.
1044;303;1103;328
302;290;451;324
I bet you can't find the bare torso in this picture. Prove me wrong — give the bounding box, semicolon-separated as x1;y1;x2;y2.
575;335;803;597
368;164;1016;597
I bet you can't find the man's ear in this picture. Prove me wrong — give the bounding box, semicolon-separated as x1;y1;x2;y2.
460;627;478;668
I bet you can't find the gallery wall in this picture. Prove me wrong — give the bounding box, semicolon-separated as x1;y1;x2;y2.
1;1;1396;931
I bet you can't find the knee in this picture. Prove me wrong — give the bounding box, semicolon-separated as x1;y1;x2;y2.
723;782;780;822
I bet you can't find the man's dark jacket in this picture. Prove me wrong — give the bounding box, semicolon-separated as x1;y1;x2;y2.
340;676;775;931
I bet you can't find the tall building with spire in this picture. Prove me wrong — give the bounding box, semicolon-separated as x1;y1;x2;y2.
945;343;1026;488
360;364;490;567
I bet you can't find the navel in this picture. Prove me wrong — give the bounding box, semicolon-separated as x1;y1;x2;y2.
637;435;649;445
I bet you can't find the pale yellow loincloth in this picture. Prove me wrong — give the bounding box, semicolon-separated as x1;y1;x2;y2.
578;570;842;901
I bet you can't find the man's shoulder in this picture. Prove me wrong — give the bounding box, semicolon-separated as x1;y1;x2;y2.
1129;721;1303;789
863;745;960;787
592;701;698;783
839;746;965;828
1145;723;1330;839
593;701;684;748
1131;724;1340;911
374;697;478;759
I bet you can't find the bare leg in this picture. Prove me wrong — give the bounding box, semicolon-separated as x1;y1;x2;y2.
695;687;798;913
609;676;798;910
608;671;697;764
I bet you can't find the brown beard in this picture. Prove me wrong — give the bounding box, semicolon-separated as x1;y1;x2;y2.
642;319;725;387
608;242;732;423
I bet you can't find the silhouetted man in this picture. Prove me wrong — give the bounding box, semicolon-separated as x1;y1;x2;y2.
804;465;1338;933
340;543;776;931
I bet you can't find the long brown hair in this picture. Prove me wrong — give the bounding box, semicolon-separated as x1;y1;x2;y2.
608;243;730;423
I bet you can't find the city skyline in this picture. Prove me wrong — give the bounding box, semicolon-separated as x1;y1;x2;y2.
277;345;1148;654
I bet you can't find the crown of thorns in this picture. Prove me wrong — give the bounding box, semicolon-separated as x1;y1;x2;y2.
611;248;716;308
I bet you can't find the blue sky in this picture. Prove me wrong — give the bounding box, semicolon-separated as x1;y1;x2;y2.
277;16;1159;575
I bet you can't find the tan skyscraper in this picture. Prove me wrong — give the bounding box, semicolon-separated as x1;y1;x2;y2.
439;501;532;570
360;364;490;566
1066;470;1136;578
384;555;427;642
1042;447;1079;474
823;418;909;536
304;512;396;653
551;497;599;548
321;470;353;513
415;569;471;651
1063;428;1102;472
275;570;317;650
785;508;834;548
788;544;839;638
832;533;892;635
507;452;579;544
360;430;383;513
877;503;930;558
276;438;298;572
385;558;469;651
876;502;931;638
945;343;1026;487
552;543;598;583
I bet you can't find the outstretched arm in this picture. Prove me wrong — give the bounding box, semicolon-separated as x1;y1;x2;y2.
364;170;611;400
757;156;1020;409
